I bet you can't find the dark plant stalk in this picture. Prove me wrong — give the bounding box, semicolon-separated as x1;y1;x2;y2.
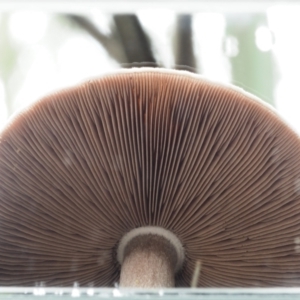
174;14;196;72
67;14;127;64
113;14;158;67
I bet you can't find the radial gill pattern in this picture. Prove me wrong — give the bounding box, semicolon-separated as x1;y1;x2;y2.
0;70;300;287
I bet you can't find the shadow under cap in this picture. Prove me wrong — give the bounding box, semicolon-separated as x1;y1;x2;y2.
0;69;300;287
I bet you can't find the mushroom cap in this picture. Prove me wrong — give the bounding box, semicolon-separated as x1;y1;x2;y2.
1;69;300;287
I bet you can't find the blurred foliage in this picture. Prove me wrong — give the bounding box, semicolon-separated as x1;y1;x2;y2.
0;11;278;125
0;14;18;115
226;13;277;105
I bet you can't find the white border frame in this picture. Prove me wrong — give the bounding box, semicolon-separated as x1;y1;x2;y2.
0;0;299;13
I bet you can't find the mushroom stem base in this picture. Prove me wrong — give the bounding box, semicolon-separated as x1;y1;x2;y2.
119;234;178;288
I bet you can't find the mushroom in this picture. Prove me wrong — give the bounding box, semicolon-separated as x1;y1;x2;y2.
0;68;300;288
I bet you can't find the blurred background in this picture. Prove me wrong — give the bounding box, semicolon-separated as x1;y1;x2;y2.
0;0;300;134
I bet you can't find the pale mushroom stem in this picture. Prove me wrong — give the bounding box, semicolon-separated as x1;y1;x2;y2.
118;228;184;288
120;235;176;287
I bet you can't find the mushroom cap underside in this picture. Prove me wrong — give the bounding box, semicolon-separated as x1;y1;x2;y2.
0;69;300;287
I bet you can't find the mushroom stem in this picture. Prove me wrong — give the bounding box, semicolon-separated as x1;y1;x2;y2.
117;227;184;288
